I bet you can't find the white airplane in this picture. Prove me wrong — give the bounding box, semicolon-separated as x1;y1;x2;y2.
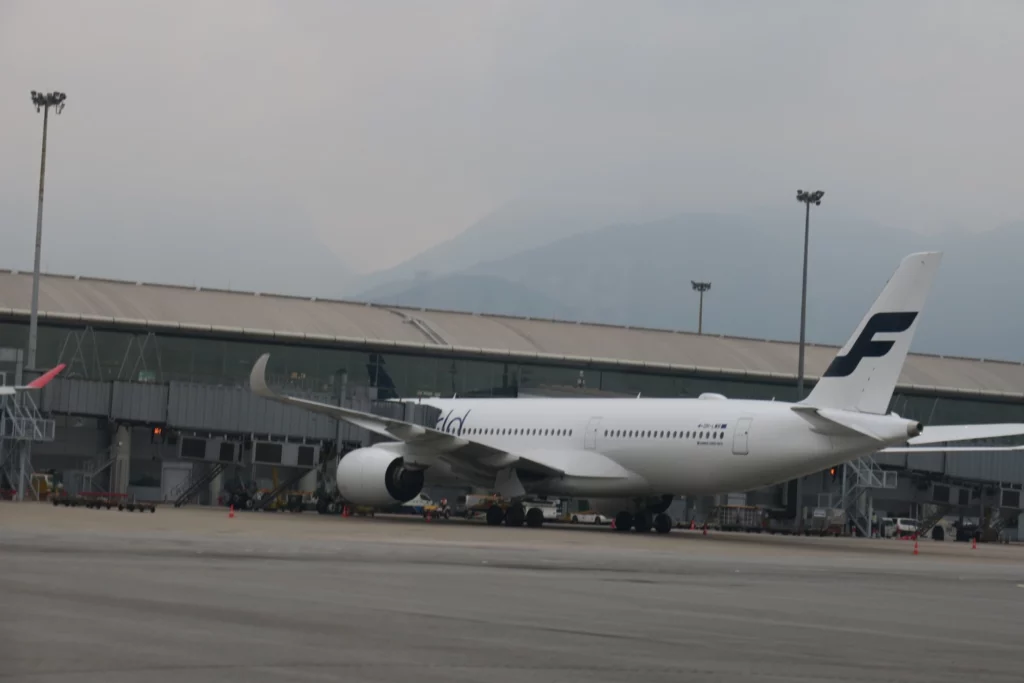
249;252;1024;534
0;363;66;396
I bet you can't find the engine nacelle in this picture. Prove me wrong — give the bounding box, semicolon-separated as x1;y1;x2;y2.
335;446;424;507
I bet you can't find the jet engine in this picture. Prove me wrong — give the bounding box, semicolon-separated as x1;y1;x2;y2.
335;447;425;507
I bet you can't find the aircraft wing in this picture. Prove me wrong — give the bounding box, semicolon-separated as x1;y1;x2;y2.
249;354;632;484
0;363;66;396
907;423;1024;445
878;423;1024;453
880;445;1024;453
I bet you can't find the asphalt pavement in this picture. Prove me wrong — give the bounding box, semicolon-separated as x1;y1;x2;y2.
2;503;1022;683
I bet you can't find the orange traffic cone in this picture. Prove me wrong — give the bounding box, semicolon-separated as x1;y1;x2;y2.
702;522;708;536
913;540;918;555
228;504;235;519
610;519;616;530
690;520;696;530
972;536;977;550
425;509;432;522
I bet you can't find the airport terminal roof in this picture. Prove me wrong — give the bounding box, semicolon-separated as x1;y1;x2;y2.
1;269;1023;401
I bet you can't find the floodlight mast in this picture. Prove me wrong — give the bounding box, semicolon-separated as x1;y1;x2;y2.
27;91;67;370
691;280;711;335
795;189;824;399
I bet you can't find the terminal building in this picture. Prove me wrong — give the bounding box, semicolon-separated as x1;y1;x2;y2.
1;268;1022;537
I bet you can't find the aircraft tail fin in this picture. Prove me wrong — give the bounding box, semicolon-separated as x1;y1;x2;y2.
801;252;941;415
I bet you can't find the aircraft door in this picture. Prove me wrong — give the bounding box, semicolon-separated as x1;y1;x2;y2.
732;417;753;455
584;417;603;450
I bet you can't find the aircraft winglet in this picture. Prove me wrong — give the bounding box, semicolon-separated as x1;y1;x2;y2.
0;363;66;396
249;353;274;398
25;363;67;389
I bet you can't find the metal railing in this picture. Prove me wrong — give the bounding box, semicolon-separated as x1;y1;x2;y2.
173;462;227;508
826;456;898;537
1;392;57;500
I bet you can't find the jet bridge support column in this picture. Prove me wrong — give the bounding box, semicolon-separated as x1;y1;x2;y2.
208;468;224;505
110;424;131;495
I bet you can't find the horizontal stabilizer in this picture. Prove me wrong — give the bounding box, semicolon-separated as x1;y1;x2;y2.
791;405;884;440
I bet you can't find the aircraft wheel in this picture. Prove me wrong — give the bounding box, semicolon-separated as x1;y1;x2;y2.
571;515;579;524
525;508;544;528
505;504;526;527
654;514;672;534
633;512;653;533
614;511;633;532
486;504;505;526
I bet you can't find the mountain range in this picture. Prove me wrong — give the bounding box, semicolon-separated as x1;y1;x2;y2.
352;204;1024;363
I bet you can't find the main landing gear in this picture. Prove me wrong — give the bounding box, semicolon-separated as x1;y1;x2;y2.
486;503;545;528
614;510;673;534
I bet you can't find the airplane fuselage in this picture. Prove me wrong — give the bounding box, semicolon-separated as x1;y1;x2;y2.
411;396;914;498
250;252;1024;531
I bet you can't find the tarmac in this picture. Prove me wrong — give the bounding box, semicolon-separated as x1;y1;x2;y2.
2;503;1022;683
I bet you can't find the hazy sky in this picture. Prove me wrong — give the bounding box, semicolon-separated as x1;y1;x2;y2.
2;0;1022;278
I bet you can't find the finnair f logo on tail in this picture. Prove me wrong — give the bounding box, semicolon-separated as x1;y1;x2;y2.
822;312;919;378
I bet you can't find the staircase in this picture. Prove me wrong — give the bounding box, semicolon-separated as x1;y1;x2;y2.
0;391;57;500
829;456;898;537
916;504;954;538
983;508;1017;542
82;449;115;493
172;462;227;507
251;468;310;511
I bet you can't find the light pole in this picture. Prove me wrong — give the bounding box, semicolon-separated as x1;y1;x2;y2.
691;281;711;334
795;189;824;399
27;90;67;370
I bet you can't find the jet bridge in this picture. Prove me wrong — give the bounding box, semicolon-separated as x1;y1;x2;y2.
23;369;440;503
